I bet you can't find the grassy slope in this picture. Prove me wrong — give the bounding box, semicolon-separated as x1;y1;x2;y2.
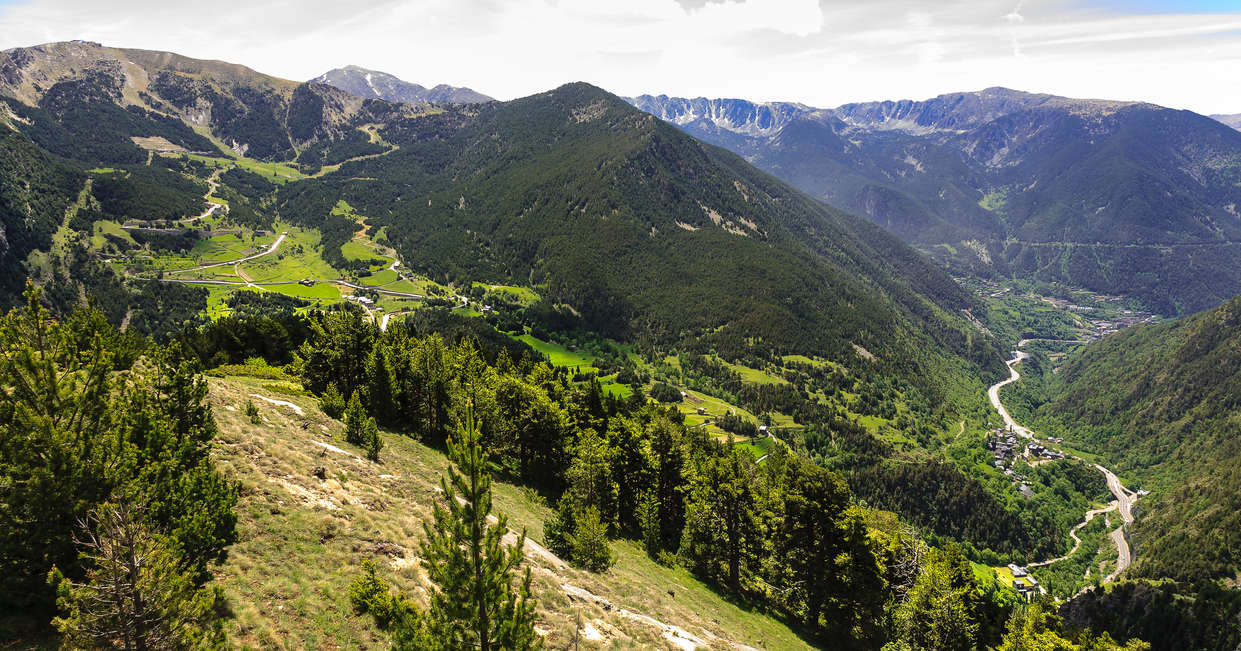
208;375;814;649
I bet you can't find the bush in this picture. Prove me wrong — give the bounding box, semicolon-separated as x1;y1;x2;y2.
320;384;346;420
348;559;406;629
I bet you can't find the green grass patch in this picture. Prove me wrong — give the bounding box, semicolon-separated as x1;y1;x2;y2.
359;269;398;286
514;334;597;370
712;356;788;385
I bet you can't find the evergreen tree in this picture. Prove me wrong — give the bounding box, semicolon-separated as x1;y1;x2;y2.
48;501;225;650
681;448;759;590
413;407;541;650
365;417;383;462
564;428;618;528
366;341;399;426
569;506;615;573
320;383;346;420
648;413;686;552
344;391;367;446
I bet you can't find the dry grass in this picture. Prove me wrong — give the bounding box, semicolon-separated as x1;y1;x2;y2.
207;376;815;649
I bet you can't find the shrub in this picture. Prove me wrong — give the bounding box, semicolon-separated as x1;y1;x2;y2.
245;400;261;424
365;417;382;462
320;384;346;420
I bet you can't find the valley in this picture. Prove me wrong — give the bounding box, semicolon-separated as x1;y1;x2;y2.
986;339;1138;595
1;33;1238;651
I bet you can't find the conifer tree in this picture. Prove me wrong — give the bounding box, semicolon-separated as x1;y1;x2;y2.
415;406;541;650
365;417;382;462
48;501;224;650
344;391;367;446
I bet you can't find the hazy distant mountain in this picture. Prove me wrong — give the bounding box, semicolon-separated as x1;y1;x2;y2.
1211;113;1241;130
630;88;1241;316
310;65;491;104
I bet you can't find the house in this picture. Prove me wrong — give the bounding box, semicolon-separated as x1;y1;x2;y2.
1008;564;1028;577
299;278;315;287
1018;484;1036;498
758;425;769;436
696;407;707;416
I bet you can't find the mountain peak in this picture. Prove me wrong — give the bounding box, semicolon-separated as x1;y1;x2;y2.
310;65;491;104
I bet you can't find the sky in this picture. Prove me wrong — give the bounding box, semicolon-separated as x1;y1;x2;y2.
1;0;1240;114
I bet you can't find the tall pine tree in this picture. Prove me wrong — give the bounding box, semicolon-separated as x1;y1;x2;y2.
413;406;541;650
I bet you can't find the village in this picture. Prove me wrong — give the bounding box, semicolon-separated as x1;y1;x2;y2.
986;427;1066;498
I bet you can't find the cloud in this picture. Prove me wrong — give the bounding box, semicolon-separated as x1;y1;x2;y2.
0;0;1239;113
673;0;740;11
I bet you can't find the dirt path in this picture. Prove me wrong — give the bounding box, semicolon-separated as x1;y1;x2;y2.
181;167;224;224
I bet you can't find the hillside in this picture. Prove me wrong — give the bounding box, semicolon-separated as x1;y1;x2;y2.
1005;296;1241;582
207;372;815;649
310;65;492;104
1211;113;1241;130
0;41;1006;400
279;82;1005;396
630;88;1241;316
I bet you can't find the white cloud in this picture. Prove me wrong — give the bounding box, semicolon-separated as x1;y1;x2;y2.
0;0;1239;113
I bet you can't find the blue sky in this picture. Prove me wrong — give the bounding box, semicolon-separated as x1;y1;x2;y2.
1090;0;1241;12
2;0;1240;113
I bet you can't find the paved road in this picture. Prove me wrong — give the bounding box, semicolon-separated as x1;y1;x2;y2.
166;232;287;274
181;168;224;223
987;349;1032;437
987;344;1139;585
1028;502;1118;568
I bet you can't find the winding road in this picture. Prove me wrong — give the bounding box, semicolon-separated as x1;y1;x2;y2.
987;341;1138;585
165;232;288;274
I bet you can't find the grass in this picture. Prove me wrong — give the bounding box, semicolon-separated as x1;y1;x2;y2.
514;334;596;370
477;283;540;306
735;435;778;459
186;153;305;184
359;269;398;286
205;375;815;649
675;390;760;437
711;356;788;385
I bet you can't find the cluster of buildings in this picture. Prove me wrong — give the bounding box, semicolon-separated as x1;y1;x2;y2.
1007;564;1042;599
1027;442;1065;460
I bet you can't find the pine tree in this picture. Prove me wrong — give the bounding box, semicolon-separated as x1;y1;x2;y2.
344;391;367;446
48;501;224;650
414;407;541;650
320;383;346;420
365;417;383;462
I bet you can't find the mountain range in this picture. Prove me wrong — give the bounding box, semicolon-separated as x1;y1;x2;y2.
630;89;1241;316
309;65;492;104
0;41;1001;392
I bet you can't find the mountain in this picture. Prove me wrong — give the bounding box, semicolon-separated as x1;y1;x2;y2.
0;40;421;166
1211;113;1241;130
310;65;491;104
278;82;1004;392
0;42;1003;391
630;88;1241;316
